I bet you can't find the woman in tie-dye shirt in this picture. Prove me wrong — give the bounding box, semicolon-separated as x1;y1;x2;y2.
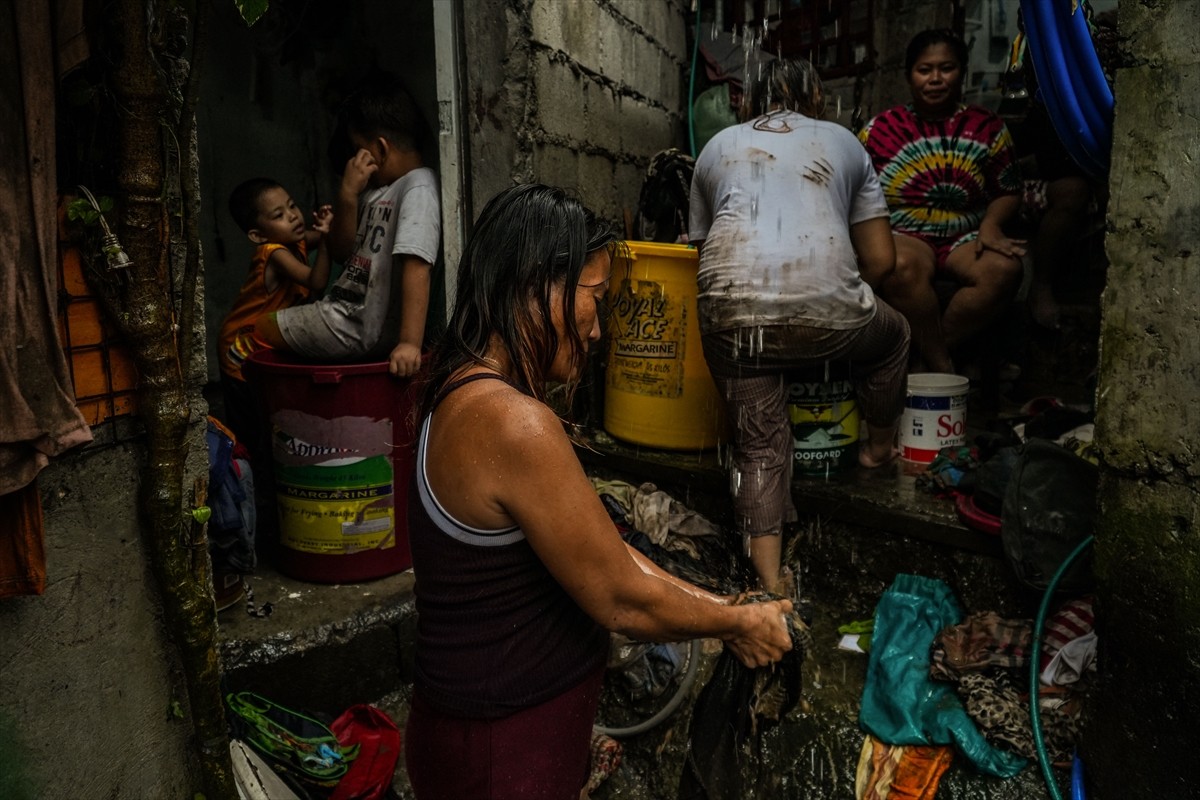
859;29;1025;374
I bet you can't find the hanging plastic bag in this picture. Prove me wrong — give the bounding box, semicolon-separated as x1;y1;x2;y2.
693;83;738;155
329;704;402;800
1001;439;1097;595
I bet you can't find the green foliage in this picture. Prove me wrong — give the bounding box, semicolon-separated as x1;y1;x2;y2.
234;0;269;26
66;195;113;227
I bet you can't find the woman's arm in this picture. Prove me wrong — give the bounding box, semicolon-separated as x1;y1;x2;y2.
474;394;793;667
626;544;730;605
975;194;1027;258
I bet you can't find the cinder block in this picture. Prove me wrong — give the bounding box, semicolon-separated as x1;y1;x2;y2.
534;53;588;140
576;151;622;219
532;0;604;71
533;141;582;190
585;85;631;154
609;0;686;57
616;99;677;156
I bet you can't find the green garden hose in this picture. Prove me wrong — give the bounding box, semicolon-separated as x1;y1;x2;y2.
1030;535;1095;800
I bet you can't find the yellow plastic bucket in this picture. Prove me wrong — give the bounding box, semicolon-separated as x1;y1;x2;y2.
603;241;729;450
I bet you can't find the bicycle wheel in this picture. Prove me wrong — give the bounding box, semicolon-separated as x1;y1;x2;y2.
593;637;703;738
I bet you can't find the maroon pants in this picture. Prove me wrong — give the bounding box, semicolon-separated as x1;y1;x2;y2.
404;665;604;799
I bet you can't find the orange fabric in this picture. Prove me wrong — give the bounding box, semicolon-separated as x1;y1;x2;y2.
217;241;309;381
857;735;953;800
0;480;47;598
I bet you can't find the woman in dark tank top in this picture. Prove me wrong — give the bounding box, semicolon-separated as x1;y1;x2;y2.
403;184;793;800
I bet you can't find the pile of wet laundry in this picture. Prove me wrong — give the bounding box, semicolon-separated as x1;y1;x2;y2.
853;575;1098;799
851;396;1104;797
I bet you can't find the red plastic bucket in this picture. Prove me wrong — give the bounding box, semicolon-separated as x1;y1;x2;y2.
244;350;418;582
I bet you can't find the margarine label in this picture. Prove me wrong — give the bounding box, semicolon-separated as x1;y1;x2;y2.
607;278;686;399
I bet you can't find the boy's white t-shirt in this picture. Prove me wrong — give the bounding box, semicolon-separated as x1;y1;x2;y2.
688;112;888;335
277;167;441;359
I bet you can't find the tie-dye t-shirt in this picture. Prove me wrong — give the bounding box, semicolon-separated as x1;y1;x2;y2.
858;104;1021;242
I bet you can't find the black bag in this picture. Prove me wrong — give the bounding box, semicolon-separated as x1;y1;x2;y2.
1000;439;1098;595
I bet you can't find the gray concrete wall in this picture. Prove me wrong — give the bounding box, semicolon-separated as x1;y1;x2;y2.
1086;0;1200;792
461;0;690;226
0;437;200;798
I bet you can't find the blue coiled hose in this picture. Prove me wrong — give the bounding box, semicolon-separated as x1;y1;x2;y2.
1020;0;1112;179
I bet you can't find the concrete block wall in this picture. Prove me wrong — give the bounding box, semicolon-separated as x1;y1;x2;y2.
1087;0;1200;793
463;0;690;227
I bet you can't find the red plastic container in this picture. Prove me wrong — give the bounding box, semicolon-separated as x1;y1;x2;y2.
244;350;418;582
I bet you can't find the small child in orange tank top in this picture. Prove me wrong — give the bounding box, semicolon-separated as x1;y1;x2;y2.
217;177;333;451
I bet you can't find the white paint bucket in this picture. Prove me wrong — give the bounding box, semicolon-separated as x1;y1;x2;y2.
900;373;969;464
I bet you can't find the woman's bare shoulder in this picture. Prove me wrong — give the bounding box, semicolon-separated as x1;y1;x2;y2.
436;378;567;451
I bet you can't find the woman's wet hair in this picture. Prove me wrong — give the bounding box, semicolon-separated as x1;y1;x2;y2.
741;58;826;121
905;28;969;74
422;183;618;414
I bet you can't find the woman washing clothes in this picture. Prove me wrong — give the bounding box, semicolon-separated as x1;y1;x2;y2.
689;59;910;595
403;184;794;800
859;28;1026;374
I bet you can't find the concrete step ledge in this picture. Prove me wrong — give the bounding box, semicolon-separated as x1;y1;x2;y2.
217;567;416;715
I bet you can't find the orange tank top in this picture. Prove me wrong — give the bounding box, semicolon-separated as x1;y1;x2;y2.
217;241;310;381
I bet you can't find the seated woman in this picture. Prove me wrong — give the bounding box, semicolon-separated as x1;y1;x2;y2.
403;184;794;800
859;29;1026;373
689;58;910;594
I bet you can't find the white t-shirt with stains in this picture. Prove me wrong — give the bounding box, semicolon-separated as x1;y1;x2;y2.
688;111;888;334
277;167;441;360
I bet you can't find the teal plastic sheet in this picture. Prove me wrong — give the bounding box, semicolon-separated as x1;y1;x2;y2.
859;574;1028;778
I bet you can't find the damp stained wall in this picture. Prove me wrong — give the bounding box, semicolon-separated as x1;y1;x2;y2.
1087;0;1200;792
0;422;210;798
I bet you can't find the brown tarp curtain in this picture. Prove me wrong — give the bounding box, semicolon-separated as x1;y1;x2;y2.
1;0;94;596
